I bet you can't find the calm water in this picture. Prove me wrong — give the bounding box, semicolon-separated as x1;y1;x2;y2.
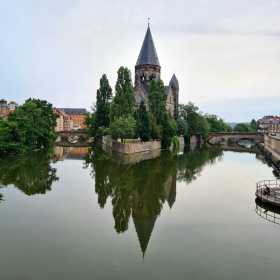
1;143;280;280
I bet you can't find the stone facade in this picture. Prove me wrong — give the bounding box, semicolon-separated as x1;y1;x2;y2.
102;136;161;154
53;108;74;131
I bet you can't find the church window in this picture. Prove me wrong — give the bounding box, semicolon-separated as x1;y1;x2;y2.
140;73;146;81
150;73;155;81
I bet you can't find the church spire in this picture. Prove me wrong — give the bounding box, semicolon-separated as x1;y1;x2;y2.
135;26;161;67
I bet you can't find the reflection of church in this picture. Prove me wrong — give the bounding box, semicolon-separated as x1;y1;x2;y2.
132;175;177;259
134;25;179;116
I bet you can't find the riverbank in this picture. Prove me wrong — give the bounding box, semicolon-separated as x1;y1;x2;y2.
256;142;280;173
101;136;185;154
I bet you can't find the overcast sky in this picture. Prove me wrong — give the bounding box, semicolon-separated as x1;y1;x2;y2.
1;0;280;121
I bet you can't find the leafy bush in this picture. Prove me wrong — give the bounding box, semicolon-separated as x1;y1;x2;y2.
171;136;179;150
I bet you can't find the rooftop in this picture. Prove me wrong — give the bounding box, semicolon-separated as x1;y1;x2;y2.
135;26;160;67
58;108;90;114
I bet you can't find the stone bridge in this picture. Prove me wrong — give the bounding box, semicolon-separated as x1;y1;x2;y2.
206;142;259;153
55;131;90;142
207;132;264;144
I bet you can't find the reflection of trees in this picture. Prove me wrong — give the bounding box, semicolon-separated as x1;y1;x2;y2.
176;145;223;183
254;152;280;179
84;147;177;234
84;144;224;257
84;144;223;233
0;147;59;196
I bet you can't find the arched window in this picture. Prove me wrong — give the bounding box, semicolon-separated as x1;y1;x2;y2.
140;73;146;81
150;73;155;81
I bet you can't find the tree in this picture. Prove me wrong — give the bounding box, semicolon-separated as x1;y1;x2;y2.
110;67;135;123
196;114;210;139
110;67;136;142
0;117;24;156
26;98;58;129
204;113;232;133
149;113;162;140
8;99;58;148
138;100;151;142
250;119;257;132
83;113;93;132
178;102;199;137
148;78;167;125
234;123;253;132
161;112;178;148
92;74;113;136
110;116;136;142
176;118;188;136
133;109;140;139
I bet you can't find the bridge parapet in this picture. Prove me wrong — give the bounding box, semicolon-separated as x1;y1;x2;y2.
207;132;264;144
56;131;90;140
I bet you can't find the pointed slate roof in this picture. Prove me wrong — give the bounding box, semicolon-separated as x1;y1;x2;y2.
169;74;179;88
135;92;147;103
133;217;157;258
136;26;160;67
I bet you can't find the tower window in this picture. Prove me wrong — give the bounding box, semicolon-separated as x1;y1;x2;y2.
150;74;155;81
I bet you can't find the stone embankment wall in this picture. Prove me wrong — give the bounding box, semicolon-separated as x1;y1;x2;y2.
256;142;280;172
102;136;161;154
264;134;280;155
190;134;202;144
102;143;161;163
102;136;185;154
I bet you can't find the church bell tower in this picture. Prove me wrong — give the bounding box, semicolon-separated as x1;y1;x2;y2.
134;25;161;99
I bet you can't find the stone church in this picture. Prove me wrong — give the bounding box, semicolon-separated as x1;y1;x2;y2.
134;25;179;116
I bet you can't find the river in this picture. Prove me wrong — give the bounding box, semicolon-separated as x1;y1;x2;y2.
0;143;280;280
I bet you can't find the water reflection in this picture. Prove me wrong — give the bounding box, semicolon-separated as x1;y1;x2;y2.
236;138;256;148
53;145;90;162
208;137;226;146
0;148;59;197
83;144;224;257
255;198;280;225
206;142;259;153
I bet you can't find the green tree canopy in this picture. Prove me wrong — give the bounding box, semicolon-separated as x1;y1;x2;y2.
161;112;178;148
149;113;162;140
0;117;24;156
92;74;113;136
110;67;135;123
137;100;151;142
148;78;167;125
8;99;58;148
110;67;136;142
250;119;257;131
176;118;188;136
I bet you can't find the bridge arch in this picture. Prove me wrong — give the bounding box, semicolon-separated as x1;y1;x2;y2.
235;137;256;148
207;136;227;146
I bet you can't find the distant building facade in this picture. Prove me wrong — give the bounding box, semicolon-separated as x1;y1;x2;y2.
0;99;7;115
58;108;91;130
258;116;280;133
134;26;179;116
53;108;74;132
1;99;19;118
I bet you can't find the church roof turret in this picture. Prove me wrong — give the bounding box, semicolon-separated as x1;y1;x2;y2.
136;26;161;67
169;74;179;88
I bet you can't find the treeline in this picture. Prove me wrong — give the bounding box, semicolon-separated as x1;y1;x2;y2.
87;67;177;148
86;66;232;146
0;99;58;156
176;102;232;139
233;119;257;132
